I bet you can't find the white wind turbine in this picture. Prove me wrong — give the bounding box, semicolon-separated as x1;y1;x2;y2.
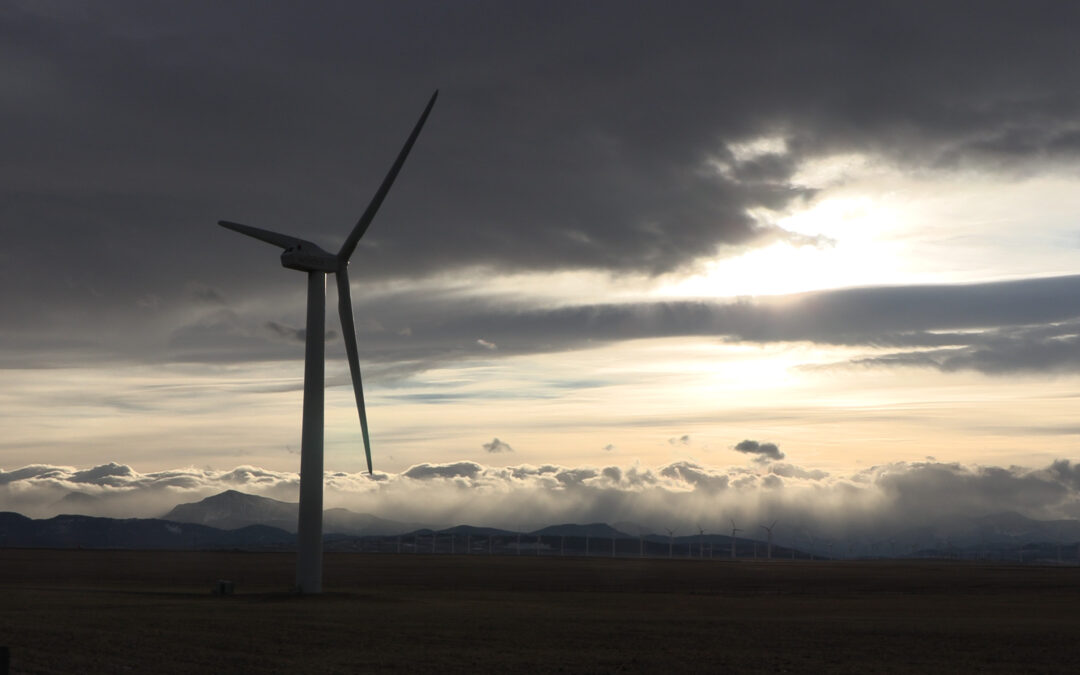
219;91;438;594
760;520;777;560
730;519;742;559
665;528;676;558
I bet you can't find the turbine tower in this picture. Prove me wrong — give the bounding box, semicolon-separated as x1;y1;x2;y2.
730;519;742;559
218;91;438;594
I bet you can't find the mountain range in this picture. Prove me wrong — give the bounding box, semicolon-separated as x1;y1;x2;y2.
0;489;1078;561
162;489;419;536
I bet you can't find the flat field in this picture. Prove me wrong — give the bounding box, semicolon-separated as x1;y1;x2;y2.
1;549;1079;673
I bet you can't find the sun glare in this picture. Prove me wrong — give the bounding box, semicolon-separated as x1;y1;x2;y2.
657;194;905;298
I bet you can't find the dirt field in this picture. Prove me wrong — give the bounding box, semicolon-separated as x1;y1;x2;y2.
1;549;1078;673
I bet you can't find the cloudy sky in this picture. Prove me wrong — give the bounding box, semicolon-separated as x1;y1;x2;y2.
4;1;1080;536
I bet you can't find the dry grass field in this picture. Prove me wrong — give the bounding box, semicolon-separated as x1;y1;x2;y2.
1;549;1079;673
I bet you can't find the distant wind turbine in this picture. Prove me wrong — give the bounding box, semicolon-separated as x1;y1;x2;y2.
665;528;676;558
760;520;777;560
730;519;742;559
218;91;438;594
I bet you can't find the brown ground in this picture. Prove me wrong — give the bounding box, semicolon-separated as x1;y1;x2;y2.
1;549;1078;673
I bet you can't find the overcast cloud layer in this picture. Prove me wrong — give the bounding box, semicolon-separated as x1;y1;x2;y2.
4;1;1080;369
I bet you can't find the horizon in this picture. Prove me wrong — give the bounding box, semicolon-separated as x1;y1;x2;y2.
5;4;1080;543
7;483;1080;560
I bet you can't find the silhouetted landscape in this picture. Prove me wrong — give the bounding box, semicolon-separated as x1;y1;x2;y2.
3;489;1080;563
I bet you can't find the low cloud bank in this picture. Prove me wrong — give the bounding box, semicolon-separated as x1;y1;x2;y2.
4;459;1080;545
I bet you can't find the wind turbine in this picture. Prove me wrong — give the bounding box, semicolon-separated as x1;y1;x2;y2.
697;525;706;558
730;519;741;559
218;91;438;594
665;528;676;558
760;520;777;560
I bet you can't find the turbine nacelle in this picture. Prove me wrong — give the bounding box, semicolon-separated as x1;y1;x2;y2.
281;242;339;274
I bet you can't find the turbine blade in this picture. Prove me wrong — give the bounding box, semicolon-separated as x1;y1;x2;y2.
218;220;304;250
336;270;373;473
338;90;439;262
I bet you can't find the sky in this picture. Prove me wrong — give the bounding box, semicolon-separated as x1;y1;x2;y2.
4;1;1080;541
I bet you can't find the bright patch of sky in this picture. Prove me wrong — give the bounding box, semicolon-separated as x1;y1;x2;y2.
661;158;1080;299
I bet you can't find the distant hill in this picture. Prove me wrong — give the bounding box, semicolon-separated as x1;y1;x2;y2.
164;490;418;536
436;524;514;536
0;512;293;550
54;491;104;508
532;523;630;538
164;490;296;531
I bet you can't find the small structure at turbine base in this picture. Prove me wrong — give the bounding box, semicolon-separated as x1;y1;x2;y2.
212;580;235;596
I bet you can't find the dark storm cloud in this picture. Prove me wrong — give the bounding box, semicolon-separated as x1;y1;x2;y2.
5;1;1080;339
734;440;786;463
870;461;1072;523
